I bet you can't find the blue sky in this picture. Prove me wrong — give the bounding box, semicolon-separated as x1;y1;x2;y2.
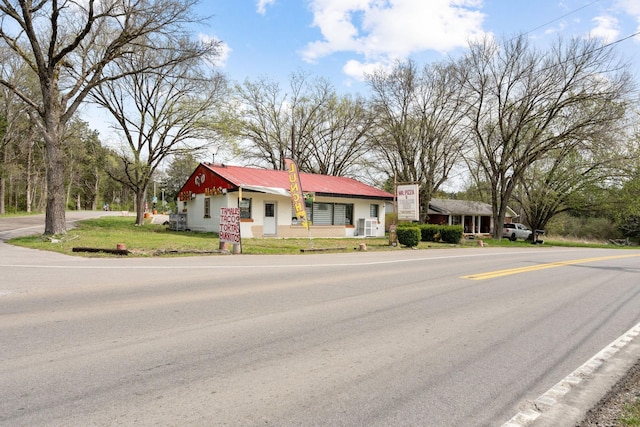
201;0;640;92
86;0;640;149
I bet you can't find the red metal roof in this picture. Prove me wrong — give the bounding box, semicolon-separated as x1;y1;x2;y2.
202;163;393;200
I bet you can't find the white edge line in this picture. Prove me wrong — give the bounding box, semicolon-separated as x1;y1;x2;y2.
0;249;576;270
501;322;640;427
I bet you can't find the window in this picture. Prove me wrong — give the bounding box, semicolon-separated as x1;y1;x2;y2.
239;197;252;219
204;198;211;218
369;204;379;218
312;203;333;225
297;202;353;225
345;204;353;225
334;204;346;225
265;202;275;217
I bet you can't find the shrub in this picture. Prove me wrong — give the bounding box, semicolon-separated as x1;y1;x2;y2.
396;221;418;228
397;227;420;247
439;225;464;244
546;213;621;240
618;215;640;241
419;224;440;242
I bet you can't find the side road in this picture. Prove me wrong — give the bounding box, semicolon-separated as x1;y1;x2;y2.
0;211;168;241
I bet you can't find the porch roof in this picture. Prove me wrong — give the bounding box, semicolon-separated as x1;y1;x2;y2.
428;199;494;216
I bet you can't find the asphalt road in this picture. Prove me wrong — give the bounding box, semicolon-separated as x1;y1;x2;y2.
1;215;639;426
0;211;121;240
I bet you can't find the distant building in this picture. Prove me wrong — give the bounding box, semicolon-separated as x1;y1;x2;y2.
426;198;516;235
175;163;394;238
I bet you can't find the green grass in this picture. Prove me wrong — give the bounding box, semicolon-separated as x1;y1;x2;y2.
10;217;221;257
621;400;640;426
8;216;469;256
7;216;639;257
470;236;638;250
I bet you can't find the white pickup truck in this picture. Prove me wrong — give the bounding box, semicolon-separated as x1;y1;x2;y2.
502;223;532;241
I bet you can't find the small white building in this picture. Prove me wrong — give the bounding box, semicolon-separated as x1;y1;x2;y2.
175;163;394;238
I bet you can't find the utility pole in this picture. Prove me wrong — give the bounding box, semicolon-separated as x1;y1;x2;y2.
389;170;398;246
291;124;296;165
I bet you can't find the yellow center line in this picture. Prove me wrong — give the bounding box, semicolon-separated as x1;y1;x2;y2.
461;254;640;280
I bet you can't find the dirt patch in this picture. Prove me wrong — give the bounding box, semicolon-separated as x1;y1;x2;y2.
578;359;640;426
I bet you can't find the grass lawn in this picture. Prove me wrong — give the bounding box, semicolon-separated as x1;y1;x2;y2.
621;400;640;426
7;216;639;257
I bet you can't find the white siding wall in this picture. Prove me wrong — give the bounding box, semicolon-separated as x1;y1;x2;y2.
353;202;383;237
183;192;387;238
185;194;230;232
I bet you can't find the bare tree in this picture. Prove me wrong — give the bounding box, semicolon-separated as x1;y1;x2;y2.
233;75;296;170
234;71;372;176
0;0;206;234
366;60;467;221
90;38;227;225
299;92;373;177
454;35;632;238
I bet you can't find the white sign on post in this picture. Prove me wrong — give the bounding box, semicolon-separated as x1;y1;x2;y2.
397;184;419;221
219;207;241;244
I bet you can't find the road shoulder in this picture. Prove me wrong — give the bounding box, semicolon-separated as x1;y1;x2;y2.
504;322;640;426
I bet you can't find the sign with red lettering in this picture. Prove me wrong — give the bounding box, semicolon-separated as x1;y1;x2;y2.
397;184;419;221
219;207;241;244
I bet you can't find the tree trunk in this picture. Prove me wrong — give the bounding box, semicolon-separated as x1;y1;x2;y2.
44;140;66;233
65;158;74;208
38;65;69;235
43;111;67;234
92;173;99;211
37;170;47;212
0;174;4;215
491;178;515;239
135;188;147;226
419;187;432;223
0;141;6;215
26;139;33;213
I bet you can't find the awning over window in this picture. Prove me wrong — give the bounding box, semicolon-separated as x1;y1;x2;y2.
240;185;291;197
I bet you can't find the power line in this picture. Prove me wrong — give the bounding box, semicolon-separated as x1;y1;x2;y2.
512;29;640;88
598;30;640;50
518;0;640;61
522;0;602;36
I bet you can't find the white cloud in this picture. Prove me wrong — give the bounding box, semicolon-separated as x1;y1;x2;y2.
214;42;232;68
616;0;640;17
199;34;232;68
302;0;486;67
257;0;276;15
615;0;640;38
342;58;392;81
543;20;569;36
590;15;620;43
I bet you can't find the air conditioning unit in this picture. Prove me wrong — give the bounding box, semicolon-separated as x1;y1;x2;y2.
357;218;377;237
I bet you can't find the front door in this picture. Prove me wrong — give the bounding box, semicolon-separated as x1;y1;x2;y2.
264;202;277;236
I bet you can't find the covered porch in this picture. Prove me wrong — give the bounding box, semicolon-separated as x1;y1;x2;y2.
426;199;515;237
